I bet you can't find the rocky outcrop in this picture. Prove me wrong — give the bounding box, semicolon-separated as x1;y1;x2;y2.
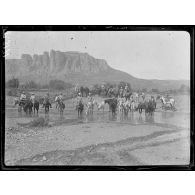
5;50;190;90
6;50;111;75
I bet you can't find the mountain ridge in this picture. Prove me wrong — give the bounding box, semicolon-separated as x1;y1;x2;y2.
5;50;190;90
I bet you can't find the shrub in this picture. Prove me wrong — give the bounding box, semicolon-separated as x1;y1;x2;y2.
6;78;19;88
49;80;73;90
7;88;18;96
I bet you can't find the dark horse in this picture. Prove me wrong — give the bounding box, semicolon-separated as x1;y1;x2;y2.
32;100;39;115
105;98;117;116
144;100;156;116
123;91;132;100
77;101;84;118
23;100;33;115
137;102;145;114
43;99;52;114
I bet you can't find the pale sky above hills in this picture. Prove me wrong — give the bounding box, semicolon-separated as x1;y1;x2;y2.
5;31;190;80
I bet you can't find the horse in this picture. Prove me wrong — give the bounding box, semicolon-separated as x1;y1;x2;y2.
32;100;39;115
160;96;176;111
123;91;132;101
122;100;131;117
129;100;136;112
95;101;105;113
77;101;84;118
136;102;145;114
15;98;27;113
85;101;94;115
144;100;156;116
105;98;117;116
23;100;33;115
43;99;52;114
104;98;114;112
57;99;65;116
117;97;124;114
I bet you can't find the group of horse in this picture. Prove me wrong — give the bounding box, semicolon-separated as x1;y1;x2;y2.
13;93;176;119
75;96;157;118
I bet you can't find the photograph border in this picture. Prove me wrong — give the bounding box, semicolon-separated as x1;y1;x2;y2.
0;25;194;171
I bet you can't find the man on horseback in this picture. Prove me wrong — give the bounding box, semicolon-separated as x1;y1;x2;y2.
43;93;50;107
86;92;94;114
30;93;36;104
59;93;63;101
19;91;27;106
119;87;123;98
55;94;59;109
87;92;94;103
76;92;83;109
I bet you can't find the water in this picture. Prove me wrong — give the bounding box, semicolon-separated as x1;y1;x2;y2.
5;95;190;129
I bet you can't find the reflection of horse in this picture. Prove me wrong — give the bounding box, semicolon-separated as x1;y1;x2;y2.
160;96;176;111
77;101;84;118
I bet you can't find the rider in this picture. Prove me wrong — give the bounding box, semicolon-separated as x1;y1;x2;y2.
55;94;59;108
43;93;50;107
30;92;36;104
87;92;94;103
58;93;63;101
19;91;26;106
76;92;83;108
124;84;129;93
119;87;123;98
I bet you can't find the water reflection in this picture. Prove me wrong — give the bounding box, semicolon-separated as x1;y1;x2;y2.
145;114;154;123
7;105;189;129
161;111;174;119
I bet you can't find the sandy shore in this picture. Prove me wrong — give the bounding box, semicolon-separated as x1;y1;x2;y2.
5;119;190;166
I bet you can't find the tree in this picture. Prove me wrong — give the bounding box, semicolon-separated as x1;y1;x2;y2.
49;80;73;90
6;78;19;88
142;88;147;93
151;88;159;93
25;80;38;89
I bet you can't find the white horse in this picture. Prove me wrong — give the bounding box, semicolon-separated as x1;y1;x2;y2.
85;100;95;115
118;97;125;114
130;100;136;112
95;101;105;112
160;96;175;110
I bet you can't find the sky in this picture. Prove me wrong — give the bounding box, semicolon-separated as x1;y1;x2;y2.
5;31;190;80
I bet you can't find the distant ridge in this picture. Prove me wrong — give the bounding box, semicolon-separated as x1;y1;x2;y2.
5;50;189;90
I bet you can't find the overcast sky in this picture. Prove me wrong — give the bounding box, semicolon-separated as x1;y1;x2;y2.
5;31;190;80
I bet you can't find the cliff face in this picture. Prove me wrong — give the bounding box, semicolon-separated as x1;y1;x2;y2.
6;50;110;77
5;50;189;90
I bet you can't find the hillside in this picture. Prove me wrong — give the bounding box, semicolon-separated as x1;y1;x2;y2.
5;50;190;90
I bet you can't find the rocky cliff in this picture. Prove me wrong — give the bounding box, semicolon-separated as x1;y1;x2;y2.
5;50;189;90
